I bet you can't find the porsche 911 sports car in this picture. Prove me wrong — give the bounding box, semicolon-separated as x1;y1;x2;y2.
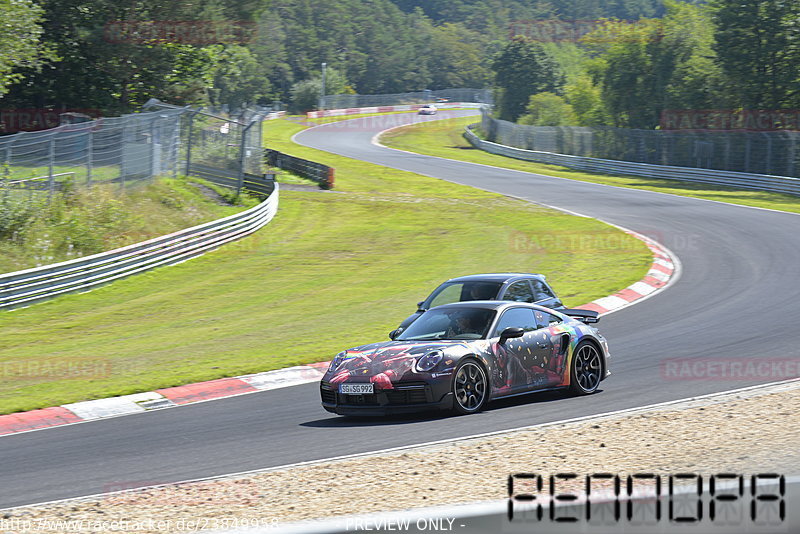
397;273;564;333
417;104;437;115
320;301;609;416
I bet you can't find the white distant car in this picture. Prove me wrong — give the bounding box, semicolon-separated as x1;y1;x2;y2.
418;104;437;115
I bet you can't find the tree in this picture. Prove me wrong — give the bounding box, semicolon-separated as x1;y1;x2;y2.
1;0;265;113
582;3;729;129
426;23;491;90
564;76;610;126
492;37;564;121
582;18;664;128
289;66;352;112
518;92;577;125
711;0;800;108
0;0;51;98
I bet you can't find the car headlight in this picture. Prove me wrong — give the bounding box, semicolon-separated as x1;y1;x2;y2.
415;350;444;373
329;351;348;372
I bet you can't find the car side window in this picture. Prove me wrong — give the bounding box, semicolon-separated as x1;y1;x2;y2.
534;310;563;328
429;283;462;308
493;308;537;336
531;279;555;301
503;280;535;302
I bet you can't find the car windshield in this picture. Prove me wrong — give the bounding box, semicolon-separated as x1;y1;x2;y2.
424;281;502;309
397;307;496;341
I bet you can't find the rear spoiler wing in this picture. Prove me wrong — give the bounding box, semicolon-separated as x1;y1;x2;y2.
562;308;599;324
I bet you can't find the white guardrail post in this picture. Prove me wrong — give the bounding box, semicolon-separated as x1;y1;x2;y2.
0;184;279;311
463;125;800;196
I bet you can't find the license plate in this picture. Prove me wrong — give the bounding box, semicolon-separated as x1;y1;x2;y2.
339;383;374;395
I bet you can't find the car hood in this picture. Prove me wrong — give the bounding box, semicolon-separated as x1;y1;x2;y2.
323;340;481;388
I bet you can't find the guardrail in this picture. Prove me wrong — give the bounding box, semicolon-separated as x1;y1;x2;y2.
0;181;279;311
265;149;334;189
188;163;275;197
464;125;800;196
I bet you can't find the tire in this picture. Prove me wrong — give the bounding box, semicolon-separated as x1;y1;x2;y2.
452;359;488;415
569;341;602;395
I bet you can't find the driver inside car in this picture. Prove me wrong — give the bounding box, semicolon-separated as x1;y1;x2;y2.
445;312;482;338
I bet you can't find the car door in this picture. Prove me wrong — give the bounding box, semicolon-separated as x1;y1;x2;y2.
489;307;540;395
532;309;570;387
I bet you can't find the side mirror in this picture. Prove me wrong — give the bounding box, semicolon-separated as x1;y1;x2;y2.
389;328;403;340
499;327;524;343
416;301;425;312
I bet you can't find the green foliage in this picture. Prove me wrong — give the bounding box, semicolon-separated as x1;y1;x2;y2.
0;0;267;113
426;23;492;89
0;177;251;273
564;76;610;126
0;0;53;98
710;0;800;109
492;37;565;121
580;3;730;129
289;66;352;112
518;92;577;126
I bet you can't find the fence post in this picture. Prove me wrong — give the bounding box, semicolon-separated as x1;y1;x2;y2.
237;120;253;196
745;135;751;173
185;111;197;177
48;135;55;200
150;116;159;180
86;128;93;185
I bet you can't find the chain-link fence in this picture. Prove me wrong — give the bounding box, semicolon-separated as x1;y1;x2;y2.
480;109;800;178
144;100;268;193
321;88;493;109
0;102;269;205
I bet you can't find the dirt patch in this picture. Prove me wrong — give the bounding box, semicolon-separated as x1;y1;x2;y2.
189;182;231;206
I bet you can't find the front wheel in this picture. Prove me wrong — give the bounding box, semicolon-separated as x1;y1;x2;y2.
569;341;602;395
452;360;488;415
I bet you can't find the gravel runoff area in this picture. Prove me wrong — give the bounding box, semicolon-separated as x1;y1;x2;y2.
3;380;798;533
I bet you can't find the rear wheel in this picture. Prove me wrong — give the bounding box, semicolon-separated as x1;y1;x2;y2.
569;341;602;395
452;360;488;415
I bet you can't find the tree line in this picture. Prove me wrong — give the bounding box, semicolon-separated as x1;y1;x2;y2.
0;0;796;127
493;0;800;129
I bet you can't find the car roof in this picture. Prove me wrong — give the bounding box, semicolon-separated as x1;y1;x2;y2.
444;273;545;283
429;300;550;312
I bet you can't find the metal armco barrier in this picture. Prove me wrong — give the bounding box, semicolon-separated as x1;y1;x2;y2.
188;163;275;197
265;149;334;189
0;182;279;311
464;125;800;196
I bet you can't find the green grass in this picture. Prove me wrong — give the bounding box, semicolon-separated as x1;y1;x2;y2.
4;164;121;185
380;116;800;214
0;114;651;414
0;177;254;274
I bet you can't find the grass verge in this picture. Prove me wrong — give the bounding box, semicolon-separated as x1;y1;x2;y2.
0;177;255;273
0;114;651;414
380;116;800;214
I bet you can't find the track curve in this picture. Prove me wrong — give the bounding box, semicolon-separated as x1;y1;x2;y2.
1;111;797;508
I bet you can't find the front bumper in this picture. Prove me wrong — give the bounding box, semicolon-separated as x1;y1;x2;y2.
320;381;453;416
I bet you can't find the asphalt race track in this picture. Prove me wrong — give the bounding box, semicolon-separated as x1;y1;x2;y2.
1;110;798;508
